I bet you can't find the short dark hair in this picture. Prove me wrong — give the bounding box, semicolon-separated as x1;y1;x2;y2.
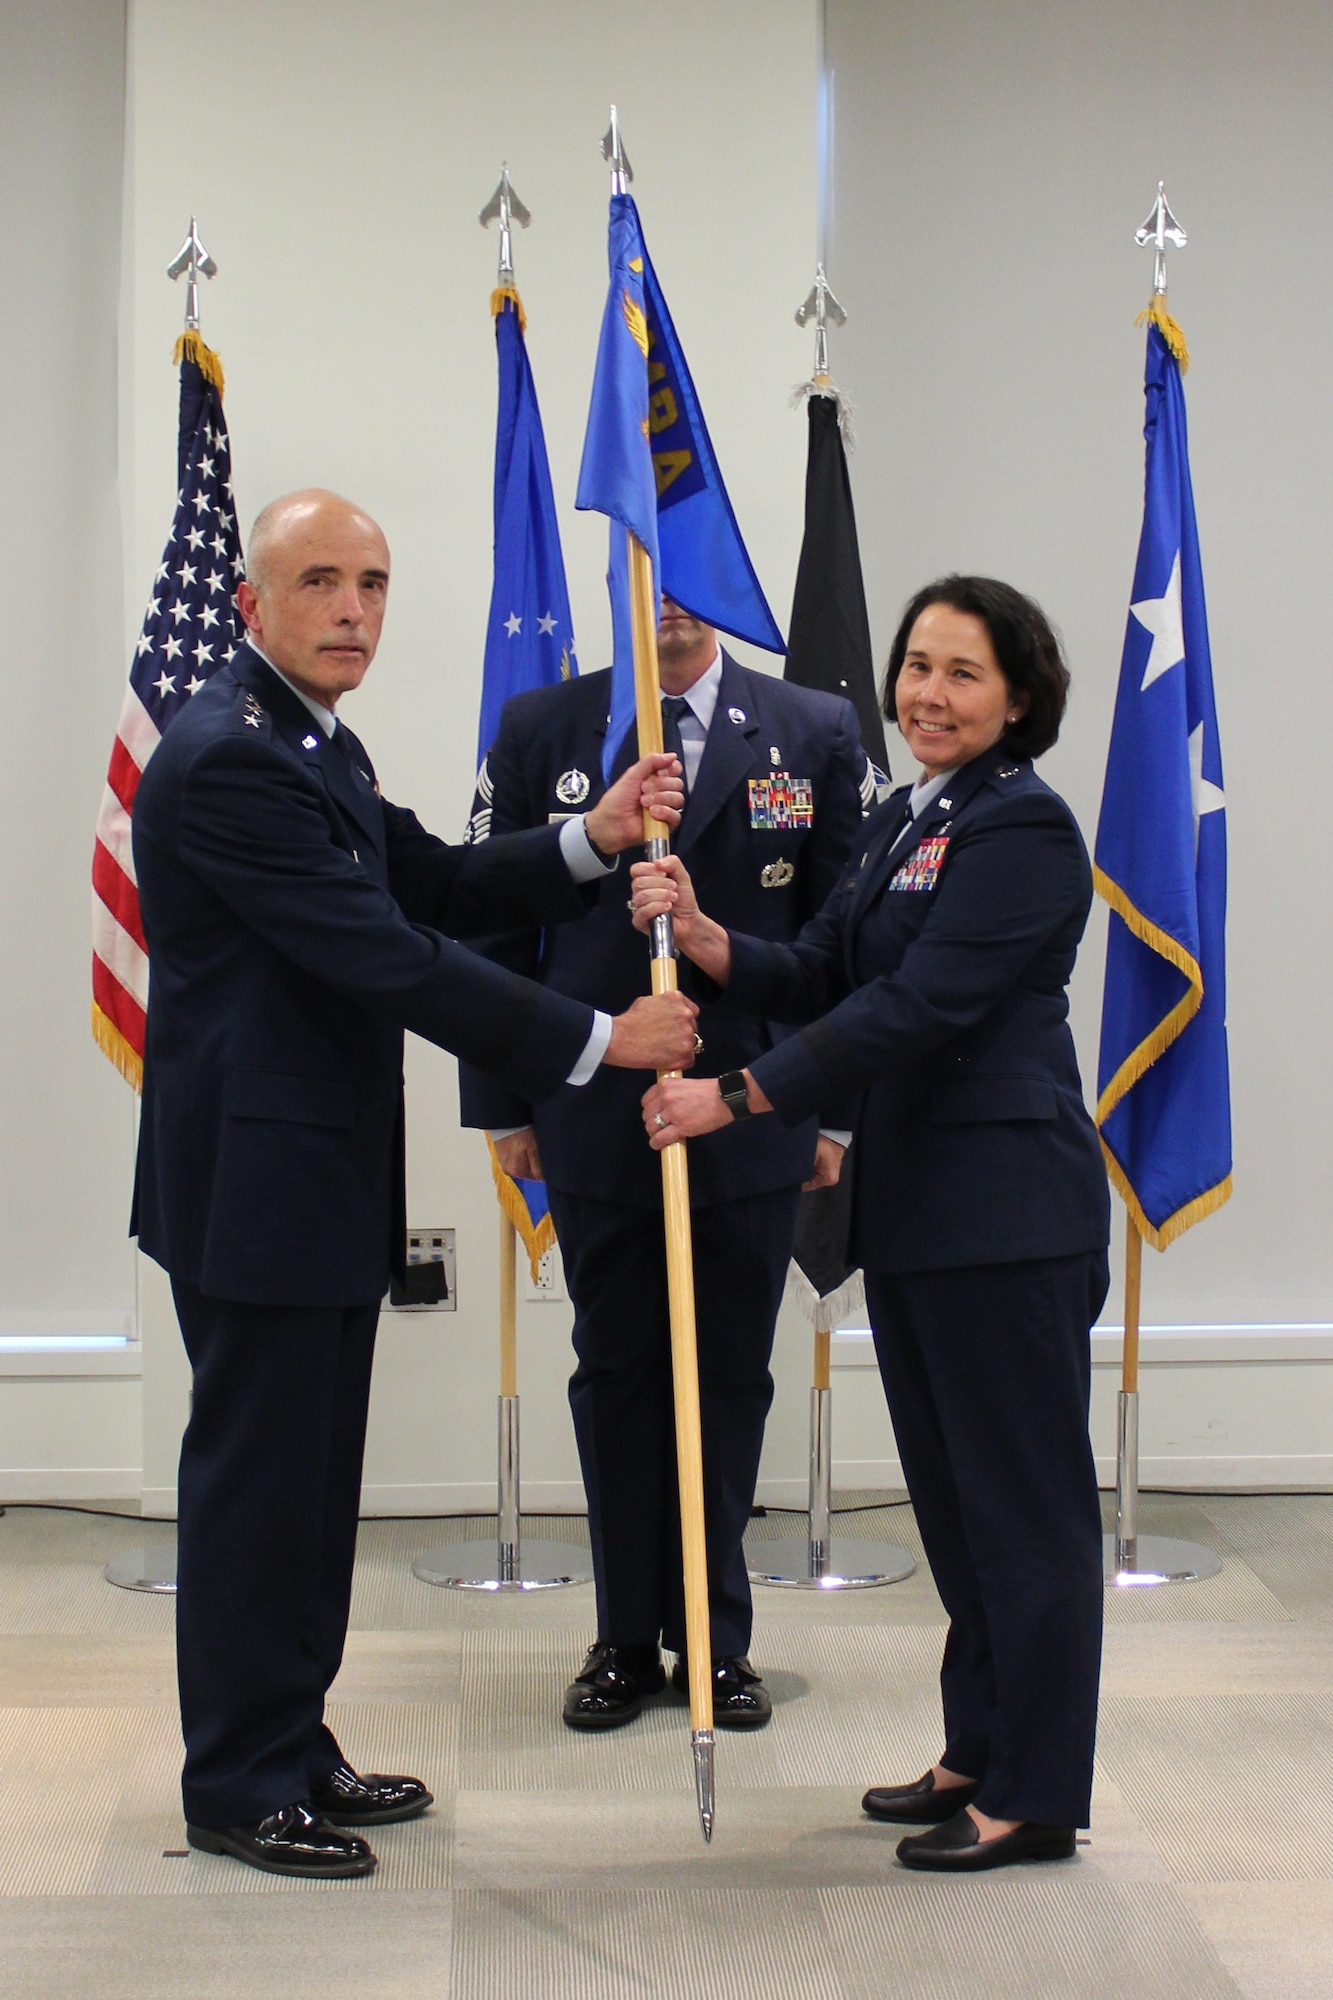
882;575;1070;761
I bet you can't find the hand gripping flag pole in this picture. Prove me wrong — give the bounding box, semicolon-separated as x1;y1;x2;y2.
576;108;717;1842
1093;183;1230;1590
751;267;913;1597
412;170;589;1598
99;220;244;1597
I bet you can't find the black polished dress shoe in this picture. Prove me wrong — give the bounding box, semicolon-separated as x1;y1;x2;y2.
187;1801;376;1878
862;1772;980;1824
562;1641;666;1731
671;1654;772;1730
896;1807;1076;1872
310;1761;433;1826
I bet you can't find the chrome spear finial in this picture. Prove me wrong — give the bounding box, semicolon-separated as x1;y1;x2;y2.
1135;181;1187;299
166;217;217;333
601;105;633;194
479;165;531;287
795;263;846;383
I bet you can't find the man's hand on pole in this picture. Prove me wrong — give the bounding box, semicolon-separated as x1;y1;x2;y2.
584;753;684;854
606;992;699;1073
494;1128;543;1181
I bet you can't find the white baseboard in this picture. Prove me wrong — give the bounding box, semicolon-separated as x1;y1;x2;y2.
1093;1452;1333;1489
0;1467;141;1502
37;1454;1333;1521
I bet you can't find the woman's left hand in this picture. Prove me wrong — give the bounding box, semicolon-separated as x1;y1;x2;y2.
642;1078;732;1149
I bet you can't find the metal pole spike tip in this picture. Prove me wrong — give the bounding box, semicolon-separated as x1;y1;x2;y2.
692;1730;715;1844
601;106;633;189
478;165;531;233
167;217;217;332
479;166;531;287
1135;181;1186;296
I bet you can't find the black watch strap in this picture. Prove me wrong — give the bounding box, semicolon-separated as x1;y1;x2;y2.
718;1071;752;1122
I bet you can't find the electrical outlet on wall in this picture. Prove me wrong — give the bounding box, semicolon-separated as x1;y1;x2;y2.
387;1228;457;1310
524;1245;565;1303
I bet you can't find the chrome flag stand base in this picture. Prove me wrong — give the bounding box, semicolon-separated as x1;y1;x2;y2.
748;1386;915;1590
1103;1389;1221;1587
105;1543;177;1594
413;1394;591;1592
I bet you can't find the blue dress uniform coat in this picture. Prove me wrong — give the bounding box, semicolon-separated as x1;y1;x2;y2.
459;656;869;1657
730;740;1111;1827
131;643;602;1828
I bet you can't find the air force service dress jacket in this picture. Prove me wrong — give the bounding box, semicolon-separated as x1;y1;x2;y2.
131;644;600;1308
458;655;870;1208
732;741;1111;1271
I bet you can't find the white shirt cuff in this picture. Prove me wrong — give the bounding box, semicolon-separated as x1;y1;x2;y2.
559;814;618;883
488;1126;532;1144
818;1129;853;1149
567;1010;612;1086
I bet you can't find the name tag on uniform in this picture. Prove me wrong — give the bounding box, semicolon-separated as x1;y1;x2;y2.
749;772;813;830
889;835;950;892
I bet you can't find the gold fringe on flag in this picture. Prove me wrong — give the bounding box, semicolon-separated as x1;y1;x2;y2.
485;1134;555;1283
172;330;226;395
1092;863;1204;1122
1135;297;1190;373
1101;1138;1232;1252
490;285;527;335
91;1001;143;1093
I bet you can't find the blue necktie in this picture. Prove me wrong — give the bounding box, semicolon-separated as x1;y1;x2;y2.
660;695;690;795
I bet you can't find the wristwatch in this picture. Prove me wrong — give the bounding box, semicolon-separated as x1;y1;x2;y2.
718;1071;752;1122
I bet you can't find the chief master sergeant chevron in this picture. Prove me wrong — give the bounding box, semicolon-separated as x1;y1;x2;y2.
460;597;872;1731
129;489;697;1881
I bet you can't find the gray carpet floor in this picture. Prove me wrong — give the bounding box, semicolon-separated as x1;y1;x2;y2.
1;1491;1331;1997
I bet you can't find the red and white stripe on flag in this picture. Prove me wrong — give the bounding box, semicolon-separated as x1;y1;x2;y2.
91;334;245;1090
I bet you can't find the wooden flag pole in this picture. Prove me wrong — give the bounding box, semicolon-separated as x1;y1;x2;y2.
626;529;715;1842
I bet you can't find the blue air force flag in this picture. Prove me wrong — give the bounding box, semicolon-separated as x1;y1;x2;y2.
468;287;571;1277
473;291;576;774
1094;320;1231;1248
576;193;784;779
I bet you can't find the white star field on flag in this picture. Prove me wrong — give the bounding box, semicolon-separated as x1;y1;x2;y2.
92;353;246;1083
128;420;245;735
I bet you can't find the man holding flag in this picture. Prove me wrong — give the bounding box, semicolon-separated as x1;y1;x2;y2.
129;485;696;1880
460;184;869;1733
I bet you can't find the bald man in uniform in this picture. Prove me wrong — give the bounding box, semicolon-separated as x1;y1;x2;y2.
131;490;694;1878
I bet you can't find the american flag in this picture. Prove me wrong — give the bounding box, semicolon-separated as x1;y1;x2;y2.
91;336;244;1087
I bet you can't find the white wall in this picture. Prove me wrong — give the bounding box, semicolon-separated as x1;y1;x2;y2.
825;0;1333;1328
122;0;821;1510
0;1;136;1342
6;0;1332;1506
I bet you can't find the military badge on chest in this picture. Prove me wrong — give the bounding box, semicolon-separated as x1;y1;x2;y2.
889;834;950;892
748;771;813;831
555;768;591;806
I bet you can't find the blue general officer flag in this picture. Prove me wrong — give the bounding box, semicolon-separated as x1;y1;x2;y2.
475;291;576;767
470;285;571;1277
577;192;784;779
1095;317;1231;1249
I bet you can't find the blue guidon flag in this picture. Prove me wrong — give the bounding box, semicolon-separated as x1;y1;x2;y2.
91;333;244;1089
1094;313;1231;1248
467;282;575;1277
576;191;784;780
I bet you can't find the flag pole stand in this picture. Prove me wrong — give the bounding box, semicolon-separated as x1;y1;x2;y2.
748;1329;914;1589
627;527;715;1843
1104;1209;1220;1588
104;1544;178;1593
413;1211;591;1592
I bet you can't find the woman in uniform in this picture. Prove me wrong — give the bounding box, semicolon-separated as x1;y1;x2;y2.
631;576;1110;1873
